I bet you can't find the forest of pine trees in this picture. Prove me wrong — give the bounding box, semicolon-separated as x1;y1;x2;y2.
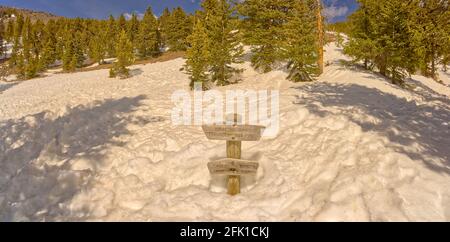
344;0;450;86
238;0;321;82
1;0;449;87
184;0;322;89
2;6;193;80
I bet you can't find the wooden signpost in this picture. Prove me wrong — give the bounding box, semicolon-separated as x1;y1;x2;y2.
207;158;259;176
202;114;264;196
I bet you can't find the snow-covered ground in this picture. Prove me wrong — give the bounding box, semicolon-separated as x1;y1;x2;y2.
1;42;13;60
0;43;449;221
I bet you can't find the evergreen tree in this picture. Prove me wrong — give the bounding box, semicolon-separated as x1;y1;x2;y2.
9;14;24;67
185;19;211;89
202;0;243;86
344;0;378;70
165;7;192;51
40;38;57;70
55;23;66;61
208;0;244;85
443;41;450;72
13;17;39;79
62;36;75;71
32;20;45;58
0;19;4;58
136;7;160;58
14;14;24;36
89;27;107;64
5;20;14;42
62;31;85;72
106;15;117;57
72;32;86;68
159;7;171;48
375;0;418;85
39;20;58;70
344;0;419;86
16;52;26;79
410;0;450;80
127;13;140;50
117;14;127;33
110;30;135;78
238;0;292;73
283;0;320;82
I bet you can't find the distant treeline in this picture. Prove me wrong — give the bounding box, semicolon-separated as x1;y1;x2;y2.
0;6;192;79
2;0;447;87
0;0;324;86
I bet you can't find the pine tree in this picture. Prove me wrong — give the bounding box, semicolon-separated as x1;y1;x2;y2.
5;20;14;42
410;0;449;80
238;0;291;73
32;20;45;58
159;7;171;49
136;7;160;59
127;13;140;50
62;30;85;72
375;0;418;85
165;7;192;51
106;15;117;57
205;0;244;86
62;34;74;71
185;19;211;89
9;14;24;67
344;0;419;86
117;14;127;33
283;0;320;82
72;32;86;69
110;30;134;78
13;17;38;79
40;38;57;70
0;19;4;58
16;52;26;79
22;18;38;79
39;20;58;70
89;27;107;65
55;23;66;61
344;0;378;70
443;41;450;72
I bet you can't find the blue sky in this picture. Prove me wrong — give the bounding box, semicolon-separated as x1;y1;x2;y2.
0;0;358;22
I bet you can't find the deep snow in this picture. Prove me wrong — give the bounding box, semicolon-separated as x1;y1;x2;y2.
0;43;449;221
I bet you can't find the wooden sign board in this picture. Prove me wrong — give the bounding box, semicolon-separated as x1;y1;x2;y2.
202;125;265;141
208;158;259;176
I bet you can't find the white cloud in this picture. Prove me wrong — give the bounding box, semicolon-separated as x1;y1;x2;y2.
123;11;144;20
323;5;349;20
322;0;350;21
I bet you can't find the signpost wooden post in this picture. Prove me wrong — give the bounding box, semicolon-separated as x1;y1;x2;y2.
202;114;264;196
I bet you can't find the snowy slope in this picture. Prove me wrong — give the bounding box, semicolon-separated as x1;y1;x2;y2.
0;43;449;221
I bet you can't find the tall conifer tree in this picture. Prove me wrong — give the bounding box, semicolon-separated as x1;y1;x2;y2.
165;7;192;51
202;0;243;86
185;19;211;89
110;30;135;78
127;13;140;51
106;15;117;57
238;0;291;73
283;1;320;82
136;7;160;59
159;7;171;49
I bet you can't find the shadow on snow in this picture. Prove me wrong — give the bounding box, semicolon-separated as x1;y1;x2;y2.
292;83;450;175
0;95;165;221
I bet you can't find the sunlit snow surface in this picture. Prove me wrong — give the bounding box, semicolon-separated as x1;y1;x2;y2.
0;43;449;221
